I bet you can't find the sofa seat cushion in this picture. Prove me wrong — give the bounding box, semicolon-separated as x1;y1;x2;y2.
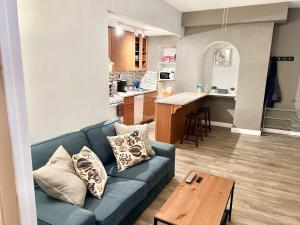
84;176;147;225
105;156;170;192
35;189;96;225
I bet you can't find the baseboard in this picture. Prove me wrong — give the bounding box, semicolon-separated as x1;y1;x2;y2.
231;128;262;136
263;128;300;137
211;121;233;128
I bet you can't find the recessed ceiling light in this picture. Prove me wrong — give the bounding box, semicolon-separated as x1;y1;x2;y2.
116;27;124;35
116;22;124;35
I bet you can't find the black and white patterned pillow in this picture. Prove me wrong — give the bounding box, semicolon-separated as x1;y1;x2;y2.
72;147;107;199
107;131;149;172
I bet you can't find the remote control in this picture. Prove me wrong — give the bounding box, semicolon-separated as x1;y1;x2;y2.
196;176;203;183
185;172;197;184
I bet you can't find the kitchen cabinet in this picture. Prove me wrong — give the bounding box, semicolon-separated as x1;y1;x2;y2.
108;27;148;72
123;92;156;125
109;27;135;72
134;35;148;71
123;96;134;125
143;92;156;122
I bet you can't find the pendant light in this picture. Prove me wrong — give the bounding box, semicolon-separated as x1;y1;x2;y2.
221;0;229;46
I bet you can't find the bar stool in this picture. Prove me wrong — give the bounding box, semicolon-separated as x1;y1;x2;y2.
180;112;204;147
197;107;211;136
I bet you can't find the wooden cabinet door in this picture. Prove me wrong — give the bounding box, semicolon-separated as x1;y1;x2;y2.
134;35;148;71
123;96;134;125
143;92;156;122
109;27;134;72
123;32;135;71
141;37;148;71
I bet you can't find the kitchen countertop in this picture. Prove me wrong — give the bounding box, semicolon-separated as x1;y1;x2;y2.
109;89;157;106
155;92;236;105
118;89;157;98
155;92;207;105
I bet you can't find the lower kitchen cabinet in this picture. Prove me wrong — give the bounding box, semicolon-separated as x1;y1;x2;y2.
123;96;134;125
143;92;156;123
123;92;156;125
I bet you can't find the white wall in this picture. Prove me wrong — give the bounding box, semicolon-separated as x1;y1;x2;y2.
201;42;240;90
108;0;184;36
18;0;111;143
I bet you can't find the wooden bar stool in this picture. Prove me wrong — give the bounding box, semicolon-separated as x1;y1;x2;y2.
197;107;211;136
180;112;204;147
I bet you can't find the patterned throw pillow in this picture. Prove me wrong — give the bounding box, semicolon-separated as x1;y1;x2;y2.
72;147;107;199
107;131;149;172
114;123;156;156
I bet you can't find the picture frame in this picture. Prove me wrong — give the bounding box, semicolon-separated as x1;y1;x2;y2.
214;48;232;67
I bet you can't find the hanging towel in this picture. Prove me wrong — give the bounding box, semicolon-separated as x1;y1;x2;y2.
266;57;281;107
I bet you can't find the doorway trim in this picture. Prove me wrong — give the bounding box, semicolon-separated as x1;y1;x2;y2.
0;0;37;225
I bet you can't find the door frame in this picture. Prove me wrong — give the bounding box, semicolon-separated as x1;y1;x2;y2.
0;0;37;225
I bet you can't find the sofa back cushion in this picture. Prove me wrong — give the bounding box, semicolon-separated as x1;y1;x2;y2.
81;119;119;166
31;131;90;171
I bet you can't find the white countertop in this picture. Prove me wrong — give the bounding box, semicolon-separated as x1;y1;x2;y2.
118;89;157;98
155;92;207;105
109;89;157;106
155;92;236;105
208;92;236;98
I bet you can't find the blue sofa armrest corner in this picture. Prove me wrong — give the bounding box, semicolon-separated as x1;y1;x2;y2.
150;141;175;159
150;141;175;180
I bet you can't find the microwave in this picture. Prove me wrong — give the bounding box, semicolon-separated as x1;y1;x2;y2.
159;70;175;81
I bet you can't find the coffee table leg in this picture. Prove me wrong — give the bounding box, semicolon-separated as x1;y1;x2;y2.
154;217;158;225
229;182;235;222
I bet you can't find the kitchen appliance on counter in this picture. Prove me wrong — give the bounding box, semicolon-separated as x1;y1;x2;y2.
159;69;175;81
109;80;117;97
117;80;127;92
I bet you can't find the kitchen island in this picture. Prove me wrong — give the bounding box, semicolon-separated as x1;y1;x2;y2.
155;92;208;144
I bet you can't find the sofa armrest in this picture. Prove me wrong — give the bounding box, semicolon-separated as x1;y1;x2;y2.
150;141;175;159
36;190;96;225
150;141;175;180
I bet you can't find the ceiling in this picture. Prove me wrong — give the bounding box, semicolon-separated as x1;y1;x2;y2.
164;0;300;12
108;12;173;36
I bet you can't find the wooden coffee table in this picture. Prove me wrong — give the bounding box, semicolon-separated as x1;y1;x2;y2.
154;170;235;225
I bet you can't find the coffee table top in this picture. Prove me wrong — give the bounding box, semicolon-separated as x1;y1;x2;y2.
155;170;234;225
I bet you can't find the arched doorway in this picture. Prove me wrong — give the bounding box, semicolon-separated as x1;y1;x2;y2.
200;41;240;94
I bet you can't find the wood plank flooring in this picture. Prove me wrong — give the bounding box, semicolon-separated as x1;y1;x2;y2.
135;126;300;225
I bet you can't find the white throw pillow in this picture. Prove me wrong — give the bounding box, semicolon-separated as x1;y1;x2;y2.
33;146;87;207
114;123;155;156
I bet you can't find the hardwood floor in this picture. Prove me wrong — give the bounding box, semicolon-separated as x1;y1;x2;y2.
135;126;300;225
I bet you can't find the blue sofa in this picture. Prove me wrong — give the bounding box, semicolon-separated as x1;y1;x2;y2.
31;119;175;225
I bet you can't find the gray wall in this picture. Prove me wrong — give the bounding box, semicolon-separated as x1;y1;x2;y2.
200;97;236;124
271;9;300;110
148;23;274;130
182;2;288;27
168;23;273;131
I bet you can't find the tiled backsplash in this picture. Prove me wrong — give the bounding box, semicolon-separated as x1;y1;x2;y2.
109;71;145;84
141;71;157;90
109;71;158;90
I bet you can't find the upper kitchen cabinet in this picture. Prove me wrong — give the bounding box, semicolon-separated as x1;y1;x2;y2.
109;27;135;72
135;35;148;71
108;27;148;72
